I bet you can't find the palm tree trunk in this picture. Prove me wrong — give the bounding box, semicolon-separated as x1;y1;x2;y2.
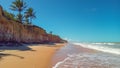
18;11;22;43
18;11;22;23
30;17;32;24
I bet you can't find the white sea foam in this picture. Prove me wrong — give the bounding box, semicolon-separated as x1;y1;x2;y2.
91;42;115;45
53;43;120;68
74;43;120;55
52;57;70;68
53;53;120;68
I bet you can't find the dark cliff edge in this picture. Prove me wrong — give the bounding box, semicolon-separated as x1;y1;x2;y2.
0;6;67;46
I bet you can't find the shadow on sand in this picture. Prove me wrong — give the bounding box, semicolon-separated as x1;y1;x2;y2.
0;44;36;51
0;53;24;61
0;44;37;61
0;43;58;61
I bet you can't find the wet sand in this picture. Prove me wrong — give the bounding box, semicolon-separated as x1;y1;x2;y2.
0;43;66;68
51;43;98;68
52;43;120;68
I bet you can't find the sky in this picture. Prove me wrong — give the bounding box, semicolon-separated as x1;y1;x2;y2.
0;0;120;42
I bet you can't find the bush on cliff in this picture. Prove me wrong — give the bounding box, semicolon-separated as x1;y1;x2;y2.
3;10;16;21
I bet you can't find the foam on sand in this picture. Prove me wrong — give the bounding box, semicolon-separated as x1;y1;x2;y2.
74;43;120;55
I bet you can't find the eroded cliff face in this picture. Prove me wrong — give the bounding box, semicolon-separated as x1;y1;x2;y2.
0;6;65;44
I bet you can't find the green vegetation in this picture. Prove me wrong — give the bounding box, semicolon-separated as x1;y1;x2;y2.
24;8;36;24
0;0;66;45
2;0;36;24
3;10;16;21
10;0;27;23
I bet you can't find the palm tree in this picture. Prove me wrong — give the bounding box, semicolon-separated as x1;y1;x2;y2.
10;0;26;23
50;31;53;43
24;12;29;24
50;31;53;35
25;8;36;24
16;13;24;22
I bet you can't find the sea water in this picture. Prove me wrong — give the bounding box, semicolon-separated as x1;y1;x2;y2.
53;43;120;68
74;42;120;55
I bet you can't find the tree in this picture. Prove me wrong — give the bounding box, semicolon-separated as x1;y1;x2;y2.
50;31;53;43
24;11;29;24
16;13;24;22
10;0;26;23
50;31;53;35
25;8;36;24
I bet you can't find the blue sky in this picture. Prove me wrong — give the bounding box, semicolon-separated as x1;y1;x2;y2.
0;0;120;42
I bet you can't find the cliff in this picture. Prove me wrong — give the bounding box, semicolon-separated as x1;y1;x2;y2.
0;6;65;45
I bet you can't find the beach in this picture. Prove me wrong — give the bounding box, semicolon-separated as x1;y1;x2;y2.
0;43;66;68
52;43;120;68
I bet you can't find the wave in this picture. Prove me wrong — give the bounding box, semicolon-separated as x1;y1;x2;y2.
52;43;120;68
73;43;120;55
52;57;70;68
53;53;120;68
91;42;115;45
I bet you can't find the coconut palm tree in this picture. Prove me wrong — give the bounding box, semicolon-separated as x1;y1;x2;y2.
25;8;36;24
50;31;53;43
24;12;29;24
10;0;26;23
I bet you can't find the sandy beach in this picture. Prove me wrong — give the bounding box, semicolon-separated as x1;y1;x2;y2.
51;43;97;67
0;43;66;68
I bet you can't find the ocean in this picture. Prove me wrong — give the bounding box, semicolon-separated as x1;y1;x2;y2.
52;42;120;68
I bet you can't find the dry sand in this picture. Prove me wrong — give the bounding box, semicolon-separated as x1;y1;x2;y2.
0;43;66;68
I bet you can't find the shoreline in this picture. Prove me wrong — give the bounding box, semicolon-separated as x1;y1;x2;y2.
51;43;120;68
0;43;66;68
51;43;98;68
